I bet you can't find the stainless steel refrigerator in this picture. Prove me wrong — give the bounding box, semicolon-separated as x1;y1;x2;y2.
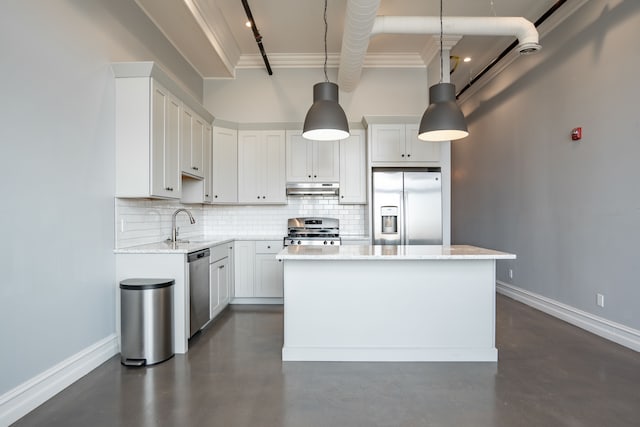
372;169;442;245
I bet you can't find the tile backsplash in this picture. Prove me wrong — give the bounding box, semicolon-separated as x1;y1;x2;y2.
115;196;367;248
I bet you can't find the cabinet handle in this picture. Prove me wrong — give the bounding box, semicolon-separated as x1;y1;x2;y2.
341;195;344;199
166;187;173;191
257;196;260;199
192;166;199;171
314;175;317;178
205;194;209;197
262;196;266;199
214;195;218;198
407;154;411;158
308;175;311;178
401;154;405;158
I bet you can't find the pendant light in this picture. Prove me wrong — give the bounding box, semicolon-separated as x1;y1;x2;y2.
418;0;468;142
302;0;349;141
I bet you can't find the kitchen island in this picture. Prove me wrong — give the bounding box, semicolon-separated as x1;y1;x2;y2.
276;245;516;362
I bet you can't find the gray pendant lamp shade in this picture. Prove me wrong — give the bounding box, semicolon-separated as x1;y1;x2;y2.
303;81;350;141
418;82;469;142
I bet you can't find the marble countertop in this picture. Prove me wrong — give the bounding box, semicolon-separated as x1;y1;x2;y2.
114;235;284;254
276;244;516;260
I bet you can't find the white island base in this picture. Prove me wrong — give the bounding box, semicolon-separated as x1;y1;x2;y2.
278;245;516;362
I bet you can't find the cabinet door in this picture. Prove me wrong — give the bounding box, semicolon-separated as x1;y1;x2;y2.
180;108;194;175
191;115;205;177
203;124;212;202
370;124;405;163
339;130;366;204
151;82;180;198
210;260;221;318
164;93;182;196
313;140;340;181
211;127;238;203
286;131;313;182
405;124;441;162
227;243;235;300
211;258;229;318
233;241;255;297
255;254;284;297
263;131;286;203
237;131;262;203
150;82;168;197
218;257;230;307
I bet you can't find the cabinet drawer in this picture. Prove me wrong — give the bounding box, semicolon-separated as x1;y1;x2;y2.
210;243;229;263
255;240;282;254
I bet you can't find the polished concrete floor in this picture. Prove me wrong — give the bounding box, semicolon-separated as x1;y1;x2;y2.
14;295;640;427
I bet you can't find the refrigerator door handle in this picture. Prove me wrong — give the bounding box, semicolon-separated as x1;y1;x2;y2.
403;191;408;245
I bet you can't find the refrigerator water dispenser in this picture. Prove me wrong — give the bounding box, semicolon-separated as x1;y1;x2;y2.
381;206;398;234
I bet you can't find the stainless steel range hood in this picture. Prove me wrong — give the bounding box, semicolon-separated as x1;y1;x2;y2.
286;182;339;196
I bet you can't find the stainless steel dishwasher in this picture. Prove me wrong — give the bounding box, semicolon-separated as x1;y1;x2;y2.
188;248;210;337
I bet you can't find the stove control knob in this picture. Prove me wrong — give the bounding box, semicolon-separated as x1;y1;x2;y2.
330;241;335;245
289;240;294;245
323;240;328;245
297;240;301;245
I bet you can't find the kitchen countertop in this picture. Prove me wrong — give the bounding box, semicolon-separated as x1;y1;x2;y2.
276;244;516;260
114;235;284;254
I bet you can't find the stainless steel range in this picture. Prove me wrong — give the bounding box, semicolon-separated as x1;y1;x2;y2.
284;217;341;246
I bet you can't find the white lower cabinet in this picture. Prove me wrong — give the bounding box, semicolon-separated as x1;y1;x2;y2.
254;241;284;298
233;240;283;302
209;242;232;320
233;241;255;298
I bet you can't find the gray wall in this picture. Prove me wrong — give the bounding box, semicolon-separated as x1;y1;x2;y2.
453;0;640;329
0;0;201;394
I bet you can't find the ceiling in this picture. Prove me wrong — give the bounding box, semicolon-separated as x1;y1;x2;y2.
135;0;561;91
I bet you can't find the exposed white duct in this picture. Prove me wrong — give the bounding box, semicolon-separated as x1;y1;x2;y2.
338;7;541;92
338;0;381;93
372;16;541;53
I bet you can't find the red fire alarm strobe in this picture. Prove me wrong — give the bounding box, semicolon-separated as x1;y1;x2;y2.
571;127;582;141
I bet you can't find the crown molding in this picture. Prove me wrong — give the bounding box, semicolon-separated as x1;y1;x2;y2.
236;52;426;69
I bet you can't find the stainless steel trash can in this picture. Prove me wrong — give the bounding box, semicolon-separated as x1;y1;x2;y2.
120;278;174;366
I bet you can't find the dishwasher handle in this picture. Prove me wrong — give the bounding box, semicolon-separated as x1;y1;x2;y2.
187;248;210;263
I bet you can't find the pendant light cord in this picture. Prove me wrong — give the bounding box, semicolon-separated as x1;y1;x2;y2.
323;0;329;82
439;0;444;83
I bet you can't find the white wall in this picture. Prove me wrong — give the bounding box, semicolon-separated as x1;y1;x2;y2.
204;67;429;123
0;0;202;396
452;0;640;329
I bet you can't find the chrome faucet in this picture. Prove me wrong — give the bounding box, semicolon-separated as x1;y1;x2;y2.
170;208;196;242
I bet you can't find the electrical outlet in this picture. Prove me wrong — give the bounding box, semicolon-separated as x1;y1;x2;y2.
596;293;605;308
509;269;513;279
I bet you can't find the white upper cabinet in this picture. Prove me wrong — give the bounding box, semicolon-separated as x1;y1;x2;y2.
202;123;212;203
238;130;286;204
339;129;366;204
211;126;238;203
113;62;214;200
116;77;181;199
180;106;205;179
285;131;339;182
370;123;441;165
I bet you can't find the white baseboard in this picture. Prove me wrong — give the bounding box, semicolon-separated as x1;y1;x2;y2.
230;297;283;305
497;281;640;352
0;334;119;426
